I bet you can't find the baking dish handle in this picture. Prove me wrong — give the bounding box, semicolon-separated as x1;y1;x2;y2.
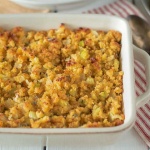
133;45;150;108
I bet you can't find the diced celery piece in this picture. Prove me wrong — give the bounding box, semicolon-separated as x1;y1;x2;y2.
29;111;37;119
78;99;85;106
35;83;40;87
99;91;108;100
79;40;84;47
0;74;7;80
91;92;98;100
99;92;105;97
69;89;77;96
114;59;119;71
58;100;68;106
86;77;95;85
80;49;89;60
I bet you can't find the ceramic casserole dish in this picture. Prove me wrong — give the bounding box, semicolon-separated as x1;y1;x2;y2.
0;14;150;147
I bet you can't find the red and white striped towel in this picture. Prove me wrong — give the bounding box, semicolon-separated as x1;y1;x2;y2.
61;0;150;148
134;60;150;148
82;0;145;18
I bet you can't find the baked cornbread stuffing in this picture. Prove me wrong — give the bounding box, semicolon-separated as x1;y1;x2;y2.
0;24;124;128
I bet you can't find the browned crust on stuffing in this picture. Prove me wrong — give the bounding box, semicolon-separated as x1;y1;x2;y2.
0;24;124;128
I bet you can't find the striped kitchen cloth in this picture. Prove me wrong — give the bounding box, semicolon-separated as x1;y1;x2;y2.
61;0;150;148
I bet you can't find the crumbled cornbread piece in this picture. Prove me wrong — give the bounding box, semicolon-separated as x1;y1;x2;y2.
0;24;124;128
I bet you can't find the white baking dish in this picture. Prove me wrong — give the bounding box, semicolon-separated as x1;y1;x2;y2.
0;14;149;147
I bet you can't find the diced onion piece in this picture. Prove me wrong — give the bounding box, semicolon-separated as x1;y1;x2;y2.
109;112;123;121
29;111;37;119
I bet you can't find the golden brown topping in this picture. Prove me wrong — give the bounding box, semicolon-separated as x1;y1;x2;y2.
0;24;124;128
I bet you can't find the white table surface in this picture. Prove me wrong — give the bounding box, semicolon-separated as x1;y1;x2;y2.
0;0;149;150
0;128;147;150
